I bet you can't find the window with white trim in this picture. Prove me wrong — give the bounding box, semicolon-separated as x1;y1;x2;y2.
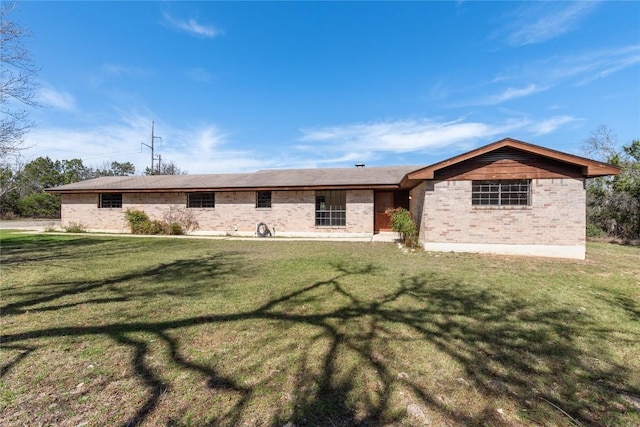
99;193;122;208
315;190;346;226
472;180;530;206
187;192;215;208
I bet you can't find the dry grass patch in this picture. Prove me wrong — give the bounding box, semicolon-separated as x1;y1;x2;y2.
1;231;639;426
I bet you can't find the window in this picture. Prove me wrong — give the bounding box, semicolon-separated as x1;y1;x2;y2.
315;190;346;226
256;191;272;208
187;192;215;208
472;180;530;206
99;193;122;208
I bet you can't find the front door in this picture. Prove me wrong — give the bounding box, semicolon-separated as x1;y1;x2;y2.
374;191;394;232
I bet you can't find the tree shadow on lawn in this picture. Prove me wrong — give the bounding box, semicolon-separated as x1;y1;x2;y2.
2;261;639;426
0;251;245;317
0;233;114;266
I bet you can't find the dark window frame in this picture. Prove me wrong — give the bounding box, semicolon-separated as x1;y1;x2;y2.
472;180;531;206
187;192;215;208
256;191;272;208
99;193;122;209
315;190;346;226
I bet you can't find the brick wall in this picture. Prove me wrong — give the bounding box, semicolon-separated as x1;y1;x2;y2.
419;178;586;247
61;189;374;235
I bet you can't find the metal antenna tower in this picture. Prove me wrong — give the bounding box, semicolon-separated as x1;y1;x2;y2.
141;121;162;174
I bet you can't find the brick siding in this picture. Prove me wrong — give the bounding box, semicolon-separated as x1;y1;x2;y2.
418;178;585;247
61;190;374;235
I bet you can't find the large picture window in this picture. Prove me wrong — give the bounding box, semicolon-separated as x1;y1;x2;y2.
187;192;215;208
315;190;346;226
99;193;122;208
472;180;530;206
256;191;272;208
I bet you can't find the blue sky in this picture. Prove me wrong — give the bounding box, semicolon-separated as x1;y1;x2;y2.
15;1;640;174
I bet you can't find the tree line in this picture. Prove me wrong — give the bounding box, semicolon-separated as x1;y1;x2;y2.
584;126;640;241
0;158;185;218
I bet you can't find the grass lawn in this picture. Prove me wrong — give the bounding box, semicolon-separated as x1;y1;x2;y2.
1;230;639;426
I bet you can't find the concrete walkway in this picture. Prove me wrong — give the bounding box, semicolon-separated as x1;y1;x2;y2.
0;219;400;243
0;219;60;231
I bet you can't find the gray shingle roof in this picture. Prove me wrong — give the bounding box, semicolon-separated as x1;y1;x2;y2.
46;165;424;193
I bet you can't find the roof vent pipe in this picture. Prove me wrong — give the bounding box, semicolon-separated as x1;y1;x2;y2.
355;163;365;168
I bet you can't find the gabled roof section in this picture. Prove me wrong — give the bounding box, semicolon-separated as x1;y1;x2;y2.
407;137;621;180
46;165;423;193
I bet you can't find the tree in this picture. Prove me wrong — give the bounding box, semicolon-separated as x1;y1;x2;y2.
0;160;22;216
95;160;135;177
144;160;187;175
1;156;92;218
584;125;640;240
0;2;40;166
58;158;92;184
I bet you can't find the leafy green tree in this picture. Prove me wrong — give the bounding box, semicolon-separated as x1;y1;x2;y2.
15;192;59;217
20;156;62;193
584;126;640;239
95;161;135;177
59;158;92;183
0;155;138;218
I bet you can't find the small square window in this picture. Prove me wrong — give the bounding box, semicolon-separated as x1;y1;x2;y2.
99;193;122;208
256;191;272;208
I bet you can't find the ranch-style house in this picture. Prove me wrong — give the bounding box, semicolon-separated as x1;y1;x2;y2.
47;138;620;259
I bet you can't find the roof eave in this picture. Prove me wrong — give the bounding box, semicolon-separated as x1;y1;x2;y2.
47;183;405;194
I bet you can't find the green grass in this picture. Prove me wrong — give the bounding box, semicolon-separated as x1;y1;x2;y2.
1;230;639;426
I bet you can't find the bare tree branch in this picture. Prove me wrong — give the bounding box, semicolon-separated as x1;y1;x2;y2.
0;1;40;166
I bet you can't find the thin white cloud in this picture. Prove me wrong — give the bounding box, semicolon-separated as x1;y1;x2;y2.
102;63;148;77
186;67;213;83
22;111;272;174
89;64;150;88
500;2;599;46
528;116;580;135
21;108;580;175
162;12;223;39
575;52;640;85
478;83;542;106
546;45;640;81
440;44;639;107
300;118;529;154
38;86;76;111
299;116;579;157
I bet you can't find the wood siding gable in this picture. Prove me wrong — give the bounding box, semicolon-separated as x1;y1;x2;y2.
407;138;621;180
433;147;584;180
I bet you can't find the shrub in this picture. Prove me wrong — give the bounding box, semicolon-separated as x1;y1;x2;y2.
141;219;166;235
124;209;150;234
44;222;58;232
586;222;607;238
387;207;418;248
16;193;61;218
162;206;199;234
64;222;87;233
124;208;194;236
169;222;184;235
